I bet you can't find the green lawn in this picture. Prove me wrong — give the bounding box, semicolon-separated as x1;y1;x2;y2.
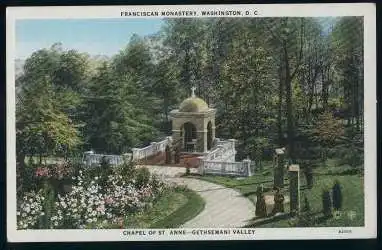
194;160;364;228
124;188;205;228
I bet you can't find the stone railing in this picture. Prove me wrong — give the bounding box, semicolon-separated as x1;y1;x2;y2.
205;138;236;162
131;136;172;161
198;158;252;177
195;138;252;177
82;151;131;167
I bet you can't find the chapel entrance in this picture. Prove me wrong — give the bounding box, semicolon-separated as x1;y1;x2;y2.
183;122;197;152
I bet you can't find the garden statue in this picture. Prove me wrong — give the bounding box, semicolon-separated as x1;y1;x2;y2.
272;187;285;215
322;189;333;218
174;146;181;164
165;145;172;164
255;186;267;218
332;180;342;211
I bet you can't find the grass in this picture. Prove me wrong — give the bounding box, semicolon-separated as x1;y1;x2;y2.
124;188;205;229
193;159;364;228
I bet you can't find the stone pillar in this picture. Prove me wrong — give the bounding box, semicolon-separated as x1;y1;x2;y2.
198;156;205;175
274;148;285;189
150;142;157;156
242;158;252;177
211;120;216;142
131;148;139;162
196;130;207;152
172;129;182;150
288;164;300;215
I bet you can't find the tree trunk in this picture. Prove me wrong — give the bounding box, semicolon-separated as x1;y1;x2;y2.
283;43;295;162
277;62;284;146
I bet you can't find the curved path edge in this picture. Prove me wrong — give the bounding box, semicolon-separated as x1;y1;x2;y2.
144;166;256;228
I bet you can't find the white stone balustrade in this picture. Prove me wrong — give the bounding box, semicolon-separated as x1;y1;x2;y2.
198;138;252;177
131;136;172;161
199;158;252;177
82;152;126;167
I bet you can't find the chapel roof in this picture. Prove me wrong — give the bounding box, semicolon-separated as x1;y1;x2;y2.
179;96;209;112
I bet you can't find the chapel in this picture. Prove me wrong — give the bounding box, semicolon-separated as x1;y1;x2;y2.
169;87;216;153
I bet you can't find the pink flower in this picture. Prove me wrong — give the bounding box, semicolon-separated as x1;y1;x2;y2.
35;167;50;177
96;205;105;212
105;197;114;205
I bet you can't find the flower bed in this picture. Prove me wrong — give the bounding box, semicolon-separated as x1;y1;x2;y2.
17;162;179;229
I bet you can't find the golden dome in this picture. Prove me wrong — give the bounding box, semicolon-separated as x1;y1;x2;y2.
179;97;209;112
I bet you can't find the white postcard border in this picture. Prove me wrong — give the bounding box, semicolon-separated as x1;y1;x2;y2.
6;3;377;242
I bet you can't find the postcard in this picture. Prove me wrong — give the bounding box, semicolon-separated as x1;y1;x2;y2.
6;3;376;242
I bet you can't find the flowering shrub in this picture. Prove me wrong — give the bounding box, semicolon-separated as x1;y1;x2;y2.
35;162;74;180
49;169;166;229
35;167;51;178
50;162;74;180
17;190;45;229
18;162;174;230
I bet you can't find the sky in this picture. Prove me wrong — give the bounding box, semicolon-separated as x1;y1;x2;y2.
16;18;165;59
15;17;339;60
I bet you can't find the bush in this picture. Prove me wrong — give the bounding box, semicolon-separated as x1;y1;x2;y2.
114;161;136;179
304;166;314;189
334;144;363;168
50;171;159;229
17;189;45;229
332;180;343;210
41;180;56;228
135;167;151;188
294;195;315;226
322;189;333;218
17;164;39;194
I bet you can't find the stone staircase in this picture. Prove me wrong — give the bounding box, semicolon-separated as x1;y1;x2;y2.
136;151;202;168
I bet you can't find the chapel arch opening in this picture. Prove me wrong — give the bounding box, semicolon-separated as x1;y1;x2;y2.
182;122;197;152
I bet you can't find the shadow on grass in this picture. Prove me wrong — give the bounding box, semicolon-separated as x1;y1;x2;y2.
150;189;206;228
245;211;325;228
245;213;292;227
315;215;333;224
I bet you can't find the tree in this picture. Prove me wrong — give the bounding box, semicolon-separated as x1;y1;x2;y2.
261;18;306;161
331;17;363;132
83;60;159;154
17;76;81;165
311;111;345;161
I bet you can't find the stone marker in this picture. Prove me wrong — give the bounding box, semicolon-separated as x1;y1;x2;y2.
288;164;300;215
242;158;252;177
274;148;285;188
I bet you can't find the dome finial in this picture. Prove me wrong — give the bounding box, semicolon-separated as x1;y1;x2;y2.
191;86;196;97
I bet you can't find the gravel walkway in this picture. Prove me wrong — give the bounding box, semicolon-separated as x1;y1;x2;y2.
144;165;256;228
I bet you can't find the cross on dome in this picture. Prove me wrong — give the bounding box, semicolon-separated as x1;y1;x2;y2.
191;86;196;97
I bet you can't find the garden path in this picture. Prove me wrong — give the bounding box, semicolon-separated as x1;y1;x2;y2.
143;165;256;228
